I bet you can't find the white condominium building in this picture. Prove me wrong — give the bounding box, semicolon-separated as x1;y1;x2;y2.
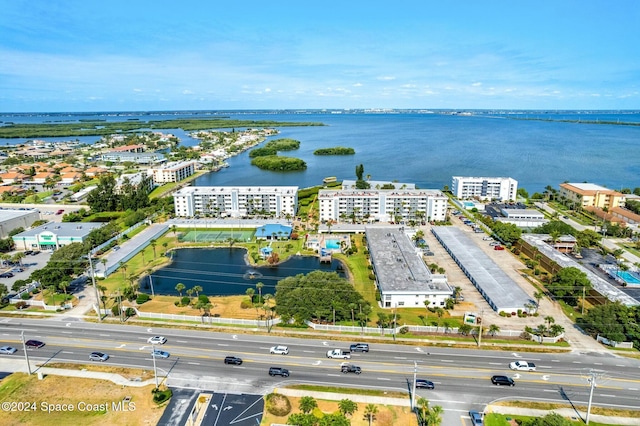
150;161;196;184
173;186;298;218
318;189;448;223
451;176;518;201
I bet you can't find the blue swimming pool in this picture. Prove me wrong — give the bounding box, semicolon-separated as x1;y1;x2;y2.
616;270;640;285
325;239;341;249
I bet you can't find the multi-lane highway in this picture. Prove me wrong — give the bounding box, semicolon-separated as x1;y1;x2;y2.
1;318;639;425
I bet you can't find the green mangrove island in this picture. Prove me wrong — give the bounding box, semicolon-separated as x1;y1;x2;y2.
313;146;355;155
0;119;324;139
248;138;301;157
250;155;307;171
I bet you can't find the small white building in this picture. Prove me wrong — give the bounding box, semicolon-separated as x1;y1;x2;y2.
366;226;452;309
495;208;547;228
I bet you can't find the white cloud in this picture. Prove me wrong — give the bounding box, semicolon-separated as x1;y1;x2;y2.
472;82;482;87
377;76;396;81
182;90;194;95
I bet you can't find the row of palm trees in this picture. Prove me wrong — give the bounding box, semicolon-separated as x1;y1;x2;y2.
0;252;25;268
291;396;414;426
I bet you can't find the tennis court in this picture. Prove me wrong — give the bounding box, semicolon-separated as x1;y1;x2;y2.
179;229;255;242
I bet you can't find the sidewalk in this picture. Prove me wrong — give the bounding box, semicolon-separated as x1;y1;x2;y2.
0;358;156;388
487;404;640;426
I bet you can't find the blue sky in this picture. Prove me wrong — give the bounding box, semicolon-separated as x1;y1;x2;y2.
1;0;639;112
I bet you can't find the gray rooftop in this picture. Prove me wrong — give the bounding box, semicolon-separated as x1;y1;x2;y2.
0;209;38;222
366;226;451;293
521;234;639;306
13;222;104;238
431;226;532;312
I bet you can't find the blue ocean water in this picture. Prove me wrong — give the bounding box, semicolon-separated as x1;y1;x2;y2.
1;110;639;193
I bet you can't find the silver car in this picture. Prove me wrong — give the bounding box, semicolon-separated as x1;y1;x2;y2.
89;351;109;362
0;346;17;355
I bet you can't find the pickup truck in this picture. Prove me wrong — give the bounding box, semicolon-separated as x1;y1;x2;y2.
341;363;362;374
326;349;351;359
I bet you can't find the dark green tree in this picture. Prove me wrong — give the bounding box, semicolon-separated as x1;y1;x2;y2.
275;271;368;323
548;267;591;306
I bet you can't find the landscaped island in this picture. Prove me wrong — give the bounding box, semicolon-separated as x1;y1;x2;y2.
0;119;324;138
313;147;355;155
251;155;307;171
249;138;301;157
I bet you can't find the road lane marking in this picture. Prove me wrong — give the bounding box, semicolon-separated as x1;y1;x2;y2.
594;363;603;365
377;378;391;381
218;344;229;346
99;334;110;337
188;362;200;365
551;360;560;362
394;357;407;360
572;361;581;364
489;363;502;365
176;340;188;343
303;350;315;353
600;394;616;397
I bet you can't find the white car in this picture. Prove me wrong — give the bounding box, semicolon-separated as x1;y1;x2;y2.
0;346;17;355
509;361;536;371
270;345;289;355
147;336;167;345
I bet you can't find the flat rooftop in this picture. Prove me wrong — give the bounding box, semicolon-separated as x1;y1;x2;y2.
521;234;639;306
0;209;38;221
13;222;104;238
366;226;450;293
431;226;532;312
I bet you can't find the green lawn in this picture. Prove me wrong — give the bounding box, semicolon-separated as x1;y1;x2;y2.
485;413;613;426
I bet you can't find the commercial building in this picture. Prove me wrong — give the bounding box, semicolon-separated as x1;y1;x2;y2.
12;222;104;251
559;183;626;210
115;172;155;194
0;209;40;239
98;151;165;164
366;226;452;308
150;161;196;184
318;189;448;223
451;176;518;201
173;186;298;218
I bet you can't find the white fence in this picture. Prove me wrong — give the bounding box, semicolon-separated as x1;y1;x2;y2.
134;308;280;327
597;334;634;349
306;322;525;338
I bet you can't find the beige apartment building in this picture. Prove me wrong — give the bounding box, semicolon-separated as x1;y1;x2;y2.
559;183;626;210
150;161;196;184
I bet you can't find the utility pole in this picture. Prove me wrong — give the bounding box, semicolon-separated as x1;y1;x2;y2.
582;286;586;316
21;331;32;375
411;361;417;412
586;369;604;425
151;346;159;389
88;253;102;322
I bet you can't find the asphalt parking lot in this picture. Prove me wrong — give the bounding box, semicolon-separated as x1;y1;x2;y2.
0;250;52;293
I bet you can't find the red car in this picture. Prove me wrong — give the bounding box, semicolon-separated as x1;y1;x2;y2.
494;245;505;251
55;209;64;215
25;340;45;349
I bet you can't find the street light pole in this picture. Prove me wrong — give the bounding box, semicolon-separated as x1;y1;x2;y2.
21;331;32;375
411;361;417;412
88;253;102;322
151;347;159;389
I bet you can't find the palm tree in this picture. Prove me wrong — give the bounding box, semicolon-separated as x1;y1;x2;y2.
245;288;255;304
363;404;378;426
299;396;317;414
256;282;264;304
193;285;203;298
533;291;545;309
59;280;69;295
47;285;57;306
417;397;430;425
98;285;108;313
11;252;25;267
338;399;357;417
488;324;500;337
172;225;177;238
175;283;185;297
536;324;548;342
120;262;128;279
186;288;194;301
545;316;555;328
550;324;565;337
101;258;107;276
150;239;158;258
425;405;444;426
